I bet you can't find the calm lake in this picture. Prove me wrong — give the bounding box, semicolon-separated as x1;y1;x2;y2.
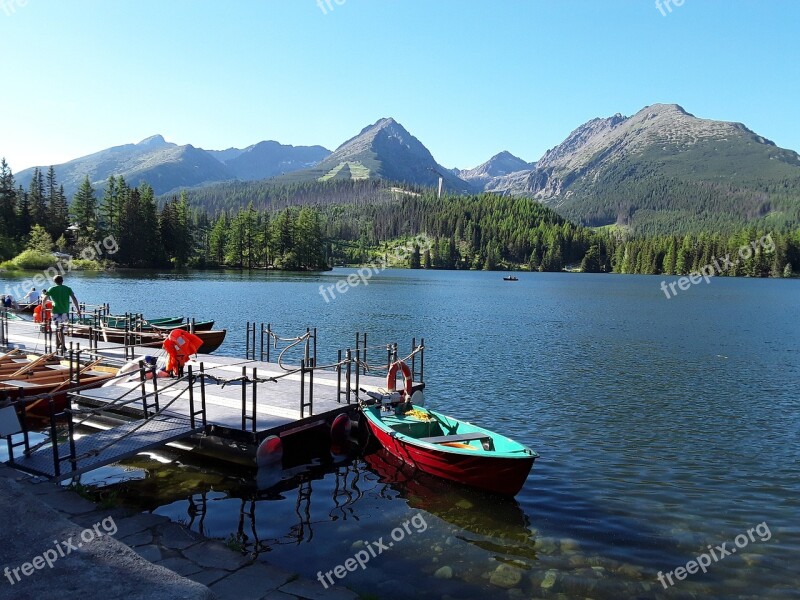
3;268;799;599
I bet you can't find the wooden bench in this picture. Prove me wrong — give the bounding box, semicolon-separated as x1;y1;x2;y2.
420;432;491;445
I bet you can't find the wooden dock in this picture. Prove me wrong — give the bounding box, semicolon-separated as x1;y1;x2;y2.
1;315;421;481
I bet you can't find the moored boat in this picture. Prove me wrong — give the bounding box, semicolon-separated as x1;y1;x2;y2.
503;275;519;281
359;361;537;496
150;320;215;332
15;302;39;313
0;356;117;419
67;325;227;354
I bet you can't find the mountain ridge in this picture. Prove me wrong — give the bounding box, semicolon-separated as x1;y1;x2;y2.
10;103;800;234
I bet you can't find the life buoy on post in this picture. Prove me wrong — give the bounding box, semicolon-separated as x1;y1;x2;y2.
163;329;203;376
386;360;413;398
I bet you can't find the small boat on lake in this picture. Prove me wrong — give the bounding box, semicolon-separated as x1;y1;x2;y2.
14;302;38;314
359;361;537;496
503;275;519;281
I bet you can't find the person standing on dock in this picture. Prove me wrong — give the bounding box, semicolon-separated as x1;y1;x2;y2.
43;275;81;352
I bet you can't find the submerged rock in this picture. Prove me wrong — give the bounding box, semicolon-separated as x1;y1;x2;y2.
434;566;453;579
541;569;558;590
616;563;643;579
489;564;523;588
559;538;581;553
534;537;558;555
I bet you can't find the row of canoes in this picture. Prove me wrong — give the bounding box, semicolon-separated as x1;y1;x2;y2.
0;350;117;418
8;307;214;333
4;310;226;354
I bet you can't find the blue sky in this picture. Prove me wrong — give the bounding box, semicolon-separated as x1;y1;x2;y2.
1;0;798;173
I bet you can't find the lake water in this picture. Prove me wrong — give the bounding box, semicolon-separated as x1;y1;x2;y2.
3;268;799;599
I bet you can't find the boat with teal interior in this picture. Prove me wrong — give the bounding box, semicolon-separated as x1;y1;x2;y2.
359;361;538;496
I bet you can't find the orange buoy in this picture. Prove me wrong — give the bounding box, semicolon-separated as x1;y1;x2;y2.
386;360;413;397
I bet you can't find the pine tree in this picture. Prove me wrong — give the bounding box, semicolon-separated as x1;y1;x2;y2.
26;224;54;253
0;159;17;256
71;176;98;243
580;244;602;272
99;175;119;240
29;168;47;227
208;213;229;266
15;185;31;238
46;168;69;241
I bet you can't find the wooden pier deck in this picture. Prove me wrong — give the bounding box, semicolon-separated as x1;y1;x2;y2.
2;316;408;480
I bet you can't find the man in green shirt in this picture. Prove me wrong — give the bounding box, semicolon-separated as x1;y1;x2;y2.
43;275;81;352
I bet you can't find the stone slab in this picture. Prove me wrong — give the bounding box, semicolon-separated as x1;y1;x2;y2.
183;541;251;571
210;562;293;600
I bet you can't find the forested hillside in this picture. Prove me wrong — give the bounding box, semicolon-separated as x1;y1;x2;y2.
1;158;797;278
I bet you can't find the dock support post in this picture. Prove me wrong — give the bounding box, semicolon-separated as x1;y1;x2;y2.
188;365;196;429
362;332;367;375
68;343;74;384
345;349;352;405
259;322;264;361
420;337;425;383
300;359;306;417
411;337;416;381
241;366;247;431
251;367;257;433
150;366;159;413
337;349;342;403
138;361;148;416
245;322;250;360
48;399;60;477
354;343;360;401
309;360;314;416
199;363;207;428
266;324;271;363
73;344;81;387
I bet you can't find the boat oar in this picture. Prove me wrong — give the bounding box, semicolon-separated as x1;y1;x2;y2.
25;359;104;412
98;318;109;343
8;353;56;378
0;349;22;365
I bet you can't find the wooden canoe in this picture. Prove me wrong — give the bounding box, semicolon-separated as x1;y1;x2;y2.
0;368;116;419
360;402;537;497
67;326;227;354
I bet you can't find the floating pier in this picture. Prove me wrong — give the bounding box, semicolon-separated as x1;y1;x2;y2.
0;310;424;482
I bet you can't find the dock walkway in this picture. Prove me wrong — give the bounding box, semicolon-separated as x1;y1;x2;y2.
2;316;412;482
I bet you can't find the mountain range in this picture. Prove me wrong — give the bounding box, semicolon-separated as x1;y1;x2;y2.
14;103;800;234
15;135;331;197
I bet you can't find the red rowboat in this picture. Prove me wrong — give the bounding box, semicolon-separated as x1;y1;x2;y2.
359;361;537;496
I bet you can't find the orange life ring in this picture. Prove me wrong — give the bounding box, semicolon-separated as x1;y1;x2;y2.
386;360;413;397
162;329;203;375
